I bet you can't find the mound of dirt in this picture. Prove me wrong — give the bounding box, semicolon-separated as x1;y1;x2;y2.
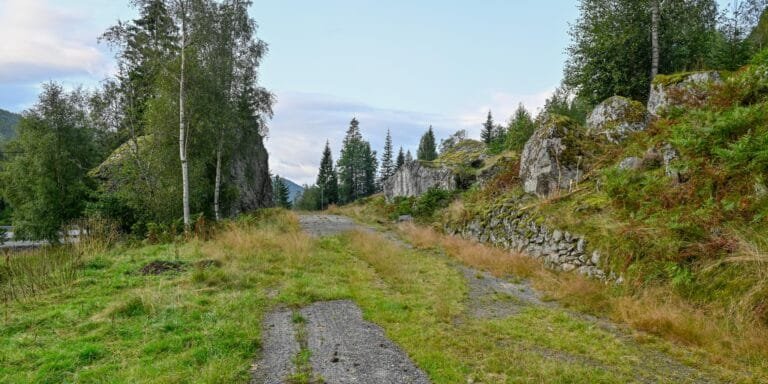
139;260;186;275
195;259;223;269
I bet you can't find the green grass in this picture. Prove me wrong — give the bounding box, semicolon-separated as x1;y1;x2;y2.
0;211;745;383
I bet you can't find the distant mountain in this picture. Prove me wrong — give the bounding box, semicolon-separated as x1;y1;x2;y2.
0;108;21;142
280;177;304;203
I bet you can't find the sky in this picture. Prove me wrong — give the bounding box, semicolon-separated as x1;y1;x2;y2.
0;0;720;185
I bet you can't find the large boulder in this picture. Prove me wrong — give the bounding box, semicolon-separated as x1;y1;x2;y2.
227;131;273;215
383;161;456;201
647;71;723;117
586;96;646;143
519;115;586;197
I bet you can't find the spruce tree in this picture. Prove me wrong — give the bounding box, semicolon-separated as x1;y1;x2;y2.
417;126;438;161
405;150;413;163
379;129;395;183
505;104;536;151
481;111;494;145
272;175;292;209
396;147;406;170
337;118;377;203
316;141;338;209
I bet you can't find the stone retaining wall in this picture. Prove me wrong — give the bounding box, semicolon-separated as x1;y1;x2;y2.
445;204;610;280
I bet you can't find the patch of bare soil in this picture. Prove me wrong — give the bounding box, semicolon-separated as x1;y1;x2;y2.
139;260;186;275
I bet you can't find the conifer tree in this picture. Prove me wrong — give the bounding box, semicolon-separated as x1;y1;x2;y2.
316;141;338;209
272;175;292;209
396;147;406;170
505;104;536;151
405;150;413;163
417;126;438;161
481;111;495;145
337;118;377;203
379;129;395;183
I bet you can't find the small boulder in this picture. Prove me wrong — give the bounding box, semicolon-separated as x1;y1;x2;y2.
647;71;723;117
519;115;586;197
586;96;646;143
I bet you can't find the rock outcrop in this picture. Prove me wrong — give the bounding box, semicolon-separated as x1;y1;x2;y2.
228;131;272;216
445;202;609;279
647;71;723;117
383;161;456;201
586;96;646;143
519;115;586;197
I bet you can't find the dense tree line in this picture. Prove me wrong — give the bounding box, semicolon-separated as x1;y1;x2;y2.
566;0;768;106
0;0;273;239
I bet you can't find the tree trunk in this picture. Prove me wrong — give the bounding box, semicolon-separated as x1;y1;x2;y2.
651;0;660;83
214;140;222;221
179;2;191;233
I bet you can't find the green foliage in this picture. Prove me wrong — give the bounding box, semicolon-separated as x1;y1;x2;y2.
1;84;99;241
272;175;292;209
566;0;718;104
0;108;20;142
379;129;396;183
395;147;406;170
505;104;536;151
316;141;338;208
417;126;438;161
338;118;379;203
480;111;495;145
391;188;454;222
295;184;321;211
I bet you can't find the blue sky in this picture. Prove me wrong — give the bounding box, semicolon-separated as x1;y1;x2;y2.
0;0;727;184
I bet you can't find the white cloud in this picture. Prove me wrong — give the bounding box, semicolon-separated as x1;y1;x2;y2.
456;89;555;137
0;0;109;83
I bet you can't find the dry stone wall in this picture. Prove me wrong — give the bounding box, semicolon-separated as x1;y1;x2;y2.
445;203;610;280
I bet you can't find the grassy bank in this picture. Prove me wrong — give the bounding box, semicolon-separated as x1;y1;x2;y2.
0;209;756;382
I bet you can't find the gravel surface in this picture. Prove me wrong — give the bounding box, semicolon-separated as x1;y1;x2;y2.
301;300;430;384
251;310;300;384
461;266;552;319
298;215;361;237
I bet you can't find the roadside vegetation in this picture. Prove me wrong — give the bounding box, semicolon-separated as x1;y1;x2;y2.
3;209;755;383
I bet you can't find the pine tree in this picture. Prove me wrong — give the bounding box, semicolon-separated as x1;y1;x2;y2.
396;147;406;170
379;129;395;183
417;126;438;161
405;150;413;163
272;175;292;209
316;141;338;209
363;144;379;195
481;111;495;145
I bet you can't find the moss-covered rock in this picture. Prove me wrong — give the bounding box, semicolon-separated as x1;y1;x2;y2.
519;115;587;197
648;71;724;117
586;96;646;144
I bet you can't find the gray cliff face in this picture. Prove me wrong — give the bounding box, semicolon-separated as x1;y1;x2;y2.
519;117;584;198
228;132;272;216
383;161;456;201
647;71;723;117
586;96;646;144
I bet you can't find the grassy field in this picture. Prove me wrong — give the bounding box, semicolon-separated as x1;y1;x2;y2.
0;210;757;383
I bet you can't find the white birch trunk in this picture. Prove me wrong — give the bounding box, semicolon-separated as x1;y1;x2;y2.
214;140;222;221
179;2;191;232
